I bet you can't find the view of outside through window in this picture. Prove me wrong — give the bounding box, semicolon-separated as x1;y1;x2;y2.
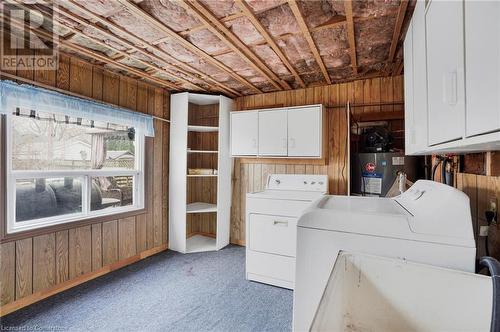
12;111;136;222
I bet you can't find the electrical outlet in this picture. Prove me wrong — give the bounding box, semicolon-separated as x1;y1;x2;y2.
490;199;497;213
479;225;489;237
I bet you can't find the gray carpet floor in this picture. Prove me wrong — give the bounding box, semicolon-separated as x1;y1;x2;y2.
1;245;293;332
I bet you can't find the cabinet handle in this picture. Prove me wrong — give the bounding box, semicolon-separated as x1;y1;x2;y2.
252;138;257;148
273;220;288;227
290;137;296;148
443;71;458;106
450;71;457;106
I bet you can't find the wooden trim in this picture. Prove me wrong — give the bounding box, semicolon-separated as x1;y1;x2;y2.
0;139;154;244
43;0;241;97
180;0;289;91
230;239;245;246
287;0;332;84
235;0;305;88
186;231;216;239
388;0;409;63
116;0;262;94
344;1;358;75
0;244;167;316
351;110;404;122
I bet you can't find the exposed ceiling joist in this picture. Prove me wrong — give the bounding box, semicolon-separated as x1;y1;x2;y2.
287;0;331;85
344;1;358;75
180;0;290;90
313;15;347;32
178;12;245;37
58;0;241;96
235;0;305;88
3;15;181;91
388;0;409;63
116;0;262;94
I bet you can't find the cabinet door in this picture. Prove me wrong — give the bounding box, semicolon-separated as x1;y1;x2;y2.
465;1;500;137
426;0;465;145
412;0;429;153
403;19;414;154
258;110;288;156
288;106;321;157
231;111;258;156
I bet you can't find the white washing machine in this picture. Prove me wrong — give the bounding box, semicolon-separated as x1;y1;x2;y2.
246;174;328;289
293;180;476;331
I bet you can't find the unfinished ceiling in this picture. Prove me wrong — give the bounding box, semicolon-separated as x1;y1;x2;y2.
4;0;415;97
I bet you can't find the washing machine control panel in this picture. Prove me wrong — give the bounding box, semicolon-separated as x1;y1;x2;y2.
267;174;328;192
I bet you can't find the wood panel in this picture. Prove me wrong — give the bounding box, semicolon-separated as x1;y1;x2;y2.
15;239;32;299
118;217;137;260
68;226;92;279
55;230;69;284
69;58;93;97
33;234;56;292
102;220;118;266
0;242;15;306
456;173;500;260
231;76;404;245
91;224;102;271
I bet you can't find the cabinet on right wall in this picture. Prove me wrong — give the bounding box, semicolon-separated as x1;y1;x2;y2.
404;0;500;155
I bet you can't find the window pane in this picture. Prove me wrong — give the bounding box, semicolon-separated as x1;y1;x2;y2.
16;177;83;222
11;111;135;171
91;176;134;211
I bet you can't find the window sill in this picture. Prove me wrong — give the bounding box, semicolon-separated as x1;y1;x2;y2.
0;207;148;243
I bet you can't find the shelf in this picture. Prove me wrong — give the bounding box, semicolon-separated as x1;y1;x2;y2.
186;234;216;253
187;174;218;177
187;202;217;214
188;125;219;132
187;150;218;154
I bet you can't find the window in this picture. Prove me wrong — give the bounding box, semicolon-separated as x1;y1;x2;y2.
6;109;145;233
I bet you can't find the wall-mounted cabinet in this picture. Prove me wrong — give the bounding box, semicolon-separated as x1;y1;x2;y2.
404;0;500;155
230;104;324;158
169;93;232;254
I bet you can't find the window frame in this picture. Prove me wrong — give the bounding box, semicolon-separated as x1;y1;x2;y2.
5;112;145;234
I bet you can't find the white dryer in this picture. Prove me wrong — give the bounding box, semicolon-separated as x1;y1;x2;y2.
246;174;328;289
293;180;476;331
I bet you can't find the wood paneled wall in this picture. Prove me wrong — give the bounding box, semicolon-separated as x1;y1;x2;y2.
456;173;500;260
230;76;404;245
0;54;169;314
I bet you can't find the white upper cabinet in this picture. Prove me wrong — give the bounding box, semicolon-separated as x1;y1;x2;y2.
258;110;288;156
464;1;500;137
231;111;258;156
425;0;465;145
230;104;323;158
403;0;500;154
288;106;321;157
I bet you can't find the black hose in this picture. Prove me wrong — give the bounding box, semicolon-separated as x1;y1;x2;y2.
441;159;447;184
480;256;500;332
431;159;441;181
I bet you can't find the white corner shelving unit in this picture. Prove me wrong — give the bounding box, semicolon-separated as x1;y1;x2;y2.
169;92;232;254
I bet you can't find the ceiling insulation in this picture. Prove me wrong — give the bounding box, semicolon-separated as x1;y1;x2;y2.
8;0;414;96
